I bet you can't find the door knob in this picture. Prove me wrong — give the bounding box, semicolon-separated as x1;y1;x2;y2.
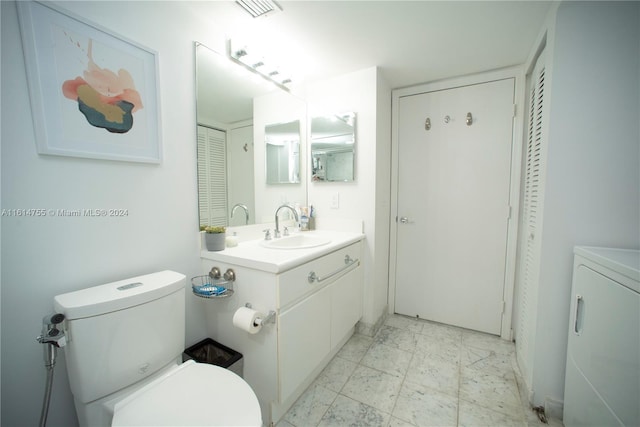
399;217;410;223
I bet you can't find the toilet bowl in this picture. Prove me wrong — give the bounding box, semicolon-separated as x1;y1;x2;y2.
111;361;261;426
53;270;262;427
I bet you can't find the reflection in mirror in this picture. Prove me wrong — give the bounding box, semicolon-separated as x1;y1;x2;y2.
196;42;279;228
265;120;301;184
196;42;260;227
195;41;308;228
311;112;356;182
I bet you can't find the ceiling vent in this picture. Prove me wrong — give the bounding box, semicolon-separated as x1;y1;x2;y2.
235;0;282;18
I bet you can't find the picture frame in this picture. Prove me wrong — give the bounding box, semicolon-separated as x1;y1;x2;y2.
17;1;162;163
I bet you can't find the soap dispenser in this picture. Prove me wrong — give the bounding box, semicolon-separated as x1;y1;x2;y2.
300;207;309;231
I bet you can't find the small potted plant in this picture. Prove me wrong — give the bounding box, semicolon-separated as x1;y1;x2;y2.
201;225;226;251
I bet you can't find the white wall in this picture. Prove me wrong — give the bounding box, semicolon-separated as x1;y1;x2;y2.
530;0;640;412
1;2;229;426
373;72;393;328
306;67;392;329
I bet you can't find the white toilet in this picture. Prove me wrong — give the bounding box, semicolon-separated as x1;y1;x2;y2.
54;270;262;426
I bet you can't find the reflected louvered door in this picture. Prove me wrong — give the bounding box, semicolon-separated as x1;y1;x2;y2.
516;48;547;387
197;125;228;227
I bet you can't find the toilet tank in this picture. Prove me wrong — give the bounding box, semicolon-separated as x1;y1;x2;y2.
54;271;186;404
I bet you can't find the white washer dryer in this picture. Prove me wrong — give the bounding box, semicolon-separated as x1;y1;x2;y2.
564;246;639;427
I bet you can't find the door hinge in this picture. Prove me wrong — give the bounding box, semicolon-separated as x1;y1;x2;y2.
502;301;506;314
512;104;517;118
507;205;512;219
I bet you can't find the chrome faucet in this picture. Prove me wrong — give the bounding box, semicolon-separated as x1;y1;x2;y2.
231;203;249;225
274;204;299;238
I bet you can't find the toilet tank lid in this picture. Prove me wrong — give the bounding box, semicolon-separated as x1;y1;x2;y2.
54;270;186;320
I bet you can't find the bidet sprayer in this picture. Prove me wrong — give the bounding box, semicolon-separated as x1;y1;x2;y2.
37;313;67;349
43;313;65;327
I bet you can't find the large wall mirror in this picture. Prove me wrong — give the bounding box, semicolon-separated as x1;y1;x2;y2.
195;42;307;227
310;112;356;182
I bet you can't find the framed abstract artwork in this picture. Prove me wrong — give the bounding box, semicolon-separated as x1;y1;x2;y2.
17;1;162;163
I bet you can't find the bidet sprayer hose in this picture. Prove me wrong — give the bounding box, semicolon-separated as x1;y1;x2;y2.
40;346;56;427
38;312;65;427
43;341;57;369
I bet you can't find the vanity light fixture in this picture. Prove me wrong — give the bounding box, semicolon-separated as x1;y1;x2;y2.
228;40;293;91
235;0;282;18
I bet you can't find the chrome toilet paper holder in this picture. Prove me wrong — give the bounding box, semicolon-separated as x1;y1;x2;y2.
245;303;276;325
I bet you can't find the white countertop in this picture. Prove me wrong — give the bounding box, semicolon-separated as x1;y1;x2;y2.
201;229;365;273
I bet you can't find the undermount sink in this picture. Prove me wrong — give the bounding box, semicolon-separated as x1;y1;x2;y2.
260;234;331;250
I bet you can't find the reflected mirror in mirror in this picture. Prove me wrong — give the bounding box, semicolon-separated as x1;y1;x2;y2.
265;120;301;184
311;112;356;182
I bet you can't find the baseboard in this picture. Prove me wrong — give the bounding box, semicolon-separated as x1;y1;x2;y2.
355;306;387;337
544;397;564;420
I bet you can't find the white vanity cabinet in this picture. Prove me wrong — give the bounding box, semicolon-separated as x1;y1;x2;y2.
277;241;363;403
199;231;364;425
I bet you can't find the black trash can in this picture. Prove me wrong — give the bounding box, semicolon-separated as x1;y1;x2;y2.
183;338;244;378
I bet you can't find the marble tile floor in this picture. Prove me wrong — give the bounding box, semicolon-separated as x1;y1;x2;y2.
277;314;564;427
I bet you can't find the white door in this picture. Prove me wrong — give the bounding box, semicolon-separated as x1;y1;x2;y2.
394;79;515;335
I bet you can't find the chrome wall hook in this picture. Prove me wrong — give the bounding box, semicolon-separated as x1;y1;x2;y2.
209;267;221;279
424;117;431;131
224;268;236;282
466;112;473;126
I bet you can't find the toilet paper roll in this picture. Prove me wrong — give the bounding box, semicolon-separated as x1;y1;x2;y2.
233;306;263;334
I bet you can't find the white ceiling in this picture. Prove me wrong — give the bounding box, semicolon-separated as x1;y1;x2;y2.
192;1;552;123
193;1;552;88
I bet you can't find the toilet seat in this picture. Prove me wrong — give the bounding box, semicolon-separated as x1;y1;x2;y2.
111;360;262;426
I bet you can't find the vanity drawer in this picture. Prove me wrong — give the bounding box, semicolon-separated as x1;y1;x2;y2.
277;241;362;310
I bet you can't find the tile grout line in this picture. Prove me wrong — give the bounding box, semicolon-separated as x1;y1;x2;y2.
386;335;418;426
360;330;403;425
324;337;374;426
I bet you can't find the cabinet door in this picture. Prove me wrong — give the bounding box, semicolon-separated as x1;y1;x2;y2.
278;285;331;403
330;266;363;347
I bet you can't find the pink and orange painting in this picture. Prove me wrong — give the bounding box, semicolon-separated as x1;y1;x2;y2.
17;1;161;163
62;38;143;134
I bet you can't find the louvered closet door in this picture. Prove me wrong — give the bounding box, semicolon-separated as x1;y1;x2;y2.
516;48;547;386
197;125;228;227
395;79;515;335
